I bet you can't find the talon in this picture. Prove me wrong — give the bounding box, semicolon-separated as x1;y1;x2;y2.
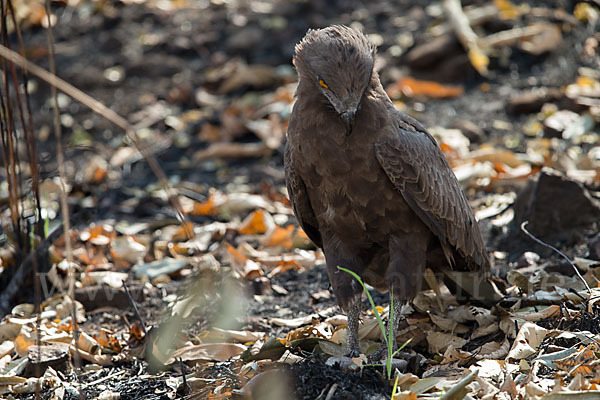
345;349;361;358
326;355;357;369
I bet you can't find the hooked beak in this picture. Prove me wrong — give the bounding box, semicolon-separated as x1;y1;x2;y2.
341;110;356;136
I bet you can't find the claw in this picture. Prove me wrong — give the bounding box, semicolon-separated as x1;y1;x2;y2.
345;348;361;358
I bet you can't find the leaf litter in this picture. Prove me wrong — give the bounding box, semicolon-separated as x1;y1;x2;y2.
0;0;600;399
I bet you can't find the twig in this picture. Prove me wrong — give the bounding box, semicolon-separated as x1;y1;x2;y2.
479;24;546;48
520;221;591;294
431;4;499;37
443;0;489;75
324;383;338;400
193;141;271;161
81;370;126;388
0;43;194;240
44;1;83;386
0;44;129;131
179;358;191;396
122;280;147;337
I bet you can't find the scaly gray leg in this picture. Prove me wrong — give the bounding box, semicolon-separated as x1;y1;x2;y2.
368;293;404;362
390;296;404;354
345;294;361;357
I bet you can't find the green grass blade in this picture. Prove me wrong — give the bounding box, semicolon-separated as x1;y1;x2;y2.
336;266;387;339
391;374;400;400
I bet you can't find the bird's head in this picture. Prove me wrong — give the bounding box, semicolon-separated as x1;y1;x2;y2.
293;25;376;135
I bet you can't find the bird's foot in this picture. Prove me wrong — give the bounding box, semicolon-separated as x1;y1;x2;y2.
367;349;408;373
367;342;390;364
325;348;363;369
345;348;361;358
325;355;359;369
368;346;426;374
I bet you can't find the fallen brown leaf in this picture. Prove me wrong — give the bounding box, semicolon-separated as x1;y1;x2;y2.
165;343;246;364
386;77;464;99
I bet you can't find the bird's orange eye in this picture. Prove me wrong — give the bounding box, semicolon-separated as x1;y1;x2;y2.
319;79;329;89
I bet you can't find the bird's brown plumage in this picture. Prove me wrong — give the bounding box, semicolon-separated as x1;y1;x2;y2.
285;25;490;356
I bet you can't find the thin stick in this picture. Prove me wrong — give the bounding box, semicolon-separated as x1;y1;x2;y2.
0;43;193;240
479;24;546;49
324;383;338;400
81;370;126;388
0;44;129;131
44;1;82;391
520;221;591;294
122;280;147;337
179;358;191;396
443;0;489;75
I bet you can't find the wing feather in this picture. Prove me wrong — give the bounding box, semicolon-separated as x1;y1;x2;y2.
284;143;323;248
375;111;489;271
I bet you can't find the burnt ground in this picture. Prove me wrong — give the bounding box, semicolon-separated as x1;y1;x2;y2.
3;0;600;398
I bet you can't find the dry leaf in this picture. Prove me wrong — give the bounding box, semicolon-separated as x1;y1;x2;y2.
284;325;326;344
82;271;128;288
387;77;464;99
69;345;112;366
211;328;265;343
554;344;598;377
111;236;147;264
442;346;472;364
165;343;246;364
97;329;122;352
267;259;303;278
14;333;35;357
393;391;417;400
193;141;271;162
494;0;526;19
426;331;468;354
77;331;100;355
359;318;383;341
263;225;295;249
270;314;318;328
506;322;548;360
191;194;220;216
0;341;14;358
239;210;275;235
130;321;145;341
172;221;195;241
225;243;263;279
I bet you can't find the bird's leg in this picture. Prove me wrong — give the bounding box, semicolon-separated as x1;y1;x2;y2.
367;293;403;362
389;295;404;355
345;294;362;357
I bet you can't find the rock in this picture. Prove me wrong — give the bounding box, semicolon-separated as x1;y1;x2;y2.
513;168;600;243
589;233;600;261
516;252;541;268
24;345;69;377
74;284;145;311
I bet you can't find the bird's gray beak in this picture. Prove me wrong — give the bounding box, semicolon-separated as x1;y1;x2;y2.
341;110;356;136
